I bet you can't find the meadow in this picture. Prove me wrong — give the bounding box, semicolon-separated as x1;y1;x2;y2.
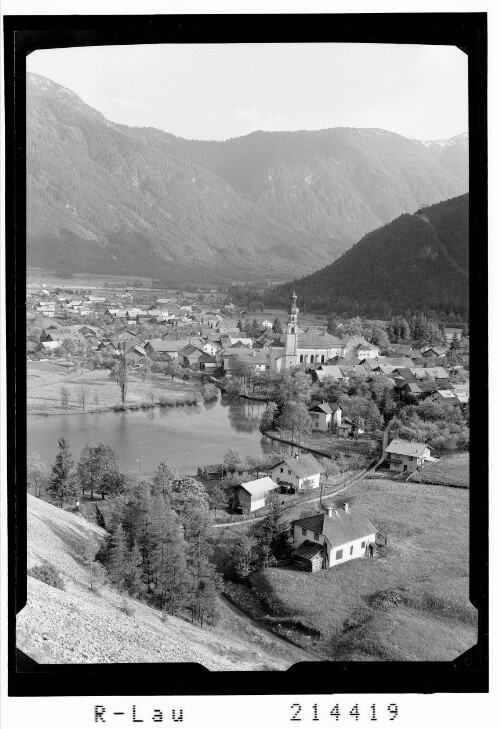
411;455;469;488
213;478;476;661
27;361;200;415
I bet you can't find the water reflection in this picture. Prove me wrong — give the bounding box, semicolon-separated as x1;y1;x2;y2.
28;396;274;477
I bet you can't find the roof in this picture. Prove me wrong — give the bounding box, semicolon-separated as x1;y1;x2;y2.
144;339;180;352
314;366;344;382
385;439;429;457
410;367;449;380
294;509;376;550
356;342;379;352
364;357;415;369
274;453;325;479
239;477;279;496
293;540;323;561
309;401;333;414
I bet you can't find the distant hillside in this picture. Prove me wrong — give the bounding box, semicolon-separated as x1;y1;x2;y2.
17;495;304;669
269;194;469;319
27;73;468;283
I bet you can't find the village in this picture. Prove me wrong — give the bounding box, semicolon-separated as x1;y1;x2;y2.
27;273;470;585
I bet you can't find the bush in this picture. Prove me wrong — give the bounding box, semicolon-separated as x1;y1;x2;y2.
28;563;65;590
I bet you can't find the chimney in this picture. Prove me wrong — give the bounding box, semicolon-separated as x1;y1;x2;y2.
327;507;333;517
344;502;350;513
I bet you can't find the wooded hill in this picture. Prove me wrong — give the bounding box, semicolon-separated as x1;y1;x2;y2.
268;194;469;319
27;73;468;284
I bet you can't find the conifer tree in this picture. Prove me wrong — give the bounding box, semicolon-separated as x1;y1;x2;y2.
48;437;79;508
107;523;129;590
272;317;283;336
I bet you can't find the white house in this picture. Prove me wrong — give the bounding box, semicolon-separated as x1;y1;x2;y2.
292;503;377;571
385;439;431;473
308;401;333;431
233;476;279;513
271;453;325;493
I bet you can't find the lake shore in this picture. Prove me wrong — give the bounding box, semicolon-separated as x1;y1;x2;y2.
27;361;202;416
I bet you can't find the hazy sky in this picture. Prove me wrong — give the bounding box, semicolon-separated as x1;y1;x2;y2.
27;43;468;141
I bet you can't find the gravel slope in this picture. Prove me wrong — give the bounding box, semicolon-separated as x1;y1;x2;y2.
17;495;306;670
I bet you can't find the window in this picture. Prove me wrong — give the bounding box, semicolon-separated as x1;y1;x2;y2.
302;528;307;536
300;355;304;363
361;541;365;549
315;422;319;427
350;546;353;555
288;469;291;475
321;355;325;363
280;467;283;473
313;533;319;541
310;355;314;363
336;549;343;560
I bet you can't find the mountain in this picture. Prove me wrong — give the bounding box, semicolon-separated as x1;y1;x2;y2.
26;73;468;283
269;194;469;319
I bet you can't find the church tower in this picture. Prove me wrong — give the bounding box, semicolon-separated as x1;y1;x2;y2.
284;291;299;361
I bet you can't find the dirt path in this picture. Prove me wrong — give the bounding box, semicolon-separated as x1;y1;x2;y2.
219;594;319;663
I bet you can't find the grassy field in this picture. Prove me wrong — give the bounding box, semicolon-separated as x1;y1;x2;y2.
27;361;201;415
213;478;476;661
26;268;152;290
266;428;379;459
411;455;469;488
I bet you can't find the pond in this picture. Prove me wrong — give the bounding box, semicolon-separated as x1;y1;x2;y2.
27;395;281;476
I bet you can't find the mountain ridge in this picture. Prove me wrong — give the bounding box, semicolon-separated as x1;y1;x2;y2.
26;73;469;283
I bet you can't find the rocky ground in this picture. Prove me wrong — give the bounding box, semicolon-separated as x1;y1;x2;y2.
17;495;311;670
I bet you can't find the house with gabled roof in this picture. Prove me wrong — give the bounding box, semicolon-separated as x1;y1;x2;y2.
292;503;377;571
271;453;325;493
308;400;336;431
385;438;431;473
143;339;179;361
233;476;280;513
421;345;448;358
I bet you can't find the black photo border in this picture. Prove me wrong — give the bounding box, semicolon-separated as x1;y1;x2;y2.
4;12;488;697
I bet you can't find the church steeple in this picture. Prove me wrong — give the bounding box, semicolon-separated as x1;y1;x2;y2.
288;291;299;334
284;291;299;358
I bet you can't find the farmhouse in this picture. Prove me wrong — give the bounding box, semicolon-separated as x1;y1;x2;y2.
271;453;325;493
385;438;431;473
292;503;377;571
308;400;333;431
233;476;280;513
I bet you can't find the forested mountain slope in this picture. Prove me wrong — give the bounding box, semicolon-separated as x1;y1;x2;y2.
268;194;469;319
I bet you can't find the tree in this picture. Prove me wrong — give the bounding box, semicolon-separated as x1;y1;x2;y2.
85;536;105;591
48;437;79;508
93;390;101;412
105;523;129;590
229;534;257;581
250;319;261;339
152;460;179;498
27;451;49;497
60;386;70;412
205;482;226;517
78;383;89;412
223;448;244;476
256;492;291;561
77;442;121;500
272;317;283;336
260;403;277;433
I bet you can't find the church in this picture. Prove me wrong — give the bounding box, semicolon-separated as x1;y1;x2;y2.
268;292;347;372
